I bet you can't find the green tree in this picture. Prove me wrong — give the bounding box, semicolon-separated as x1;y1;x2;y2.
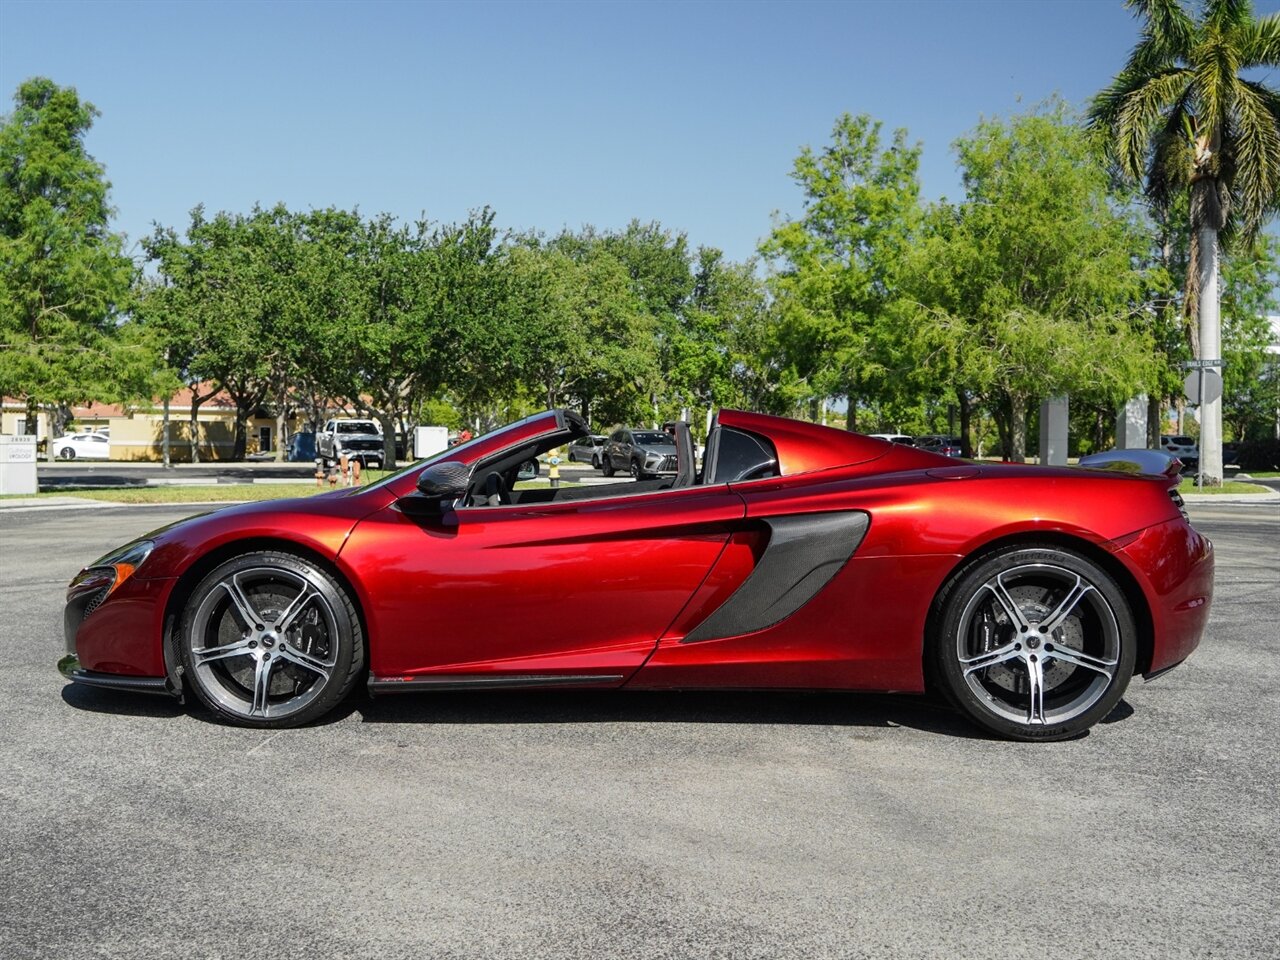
1220;234;1280;441
1089;0;1280;481
0;77;135;437
502;238;655;427
761;113;922;430
143;206;281;460
909;104;1156;460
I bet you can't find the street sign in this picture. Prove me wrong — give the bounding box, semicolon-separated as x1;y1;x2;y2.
1184;369;1223;405
1182;359;1224;369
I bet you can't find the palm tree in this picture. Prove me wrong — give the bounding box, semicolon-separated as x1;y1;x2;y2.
1089;0;1279;483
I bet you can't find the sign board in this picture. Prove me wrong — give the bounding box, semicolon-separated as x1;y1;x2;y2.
0;434;39;494
1184;370;1223;405
413;425;450;459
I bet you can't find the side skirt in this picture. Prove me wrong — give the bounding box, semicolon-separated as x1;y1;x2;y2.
368;673;625;695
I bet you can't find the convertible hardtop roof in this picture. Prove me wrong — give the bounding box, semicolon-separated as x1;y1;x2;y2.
487;408;949;478
717;409;951;476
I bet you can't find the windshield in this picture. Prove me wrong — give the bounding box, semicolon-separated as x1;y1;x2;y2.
633;432;675;446
337;421;379;434
352;411;563;496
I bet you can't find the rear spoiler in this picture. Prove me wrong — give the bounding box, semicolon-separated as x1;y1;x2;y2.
1078;448;1183;482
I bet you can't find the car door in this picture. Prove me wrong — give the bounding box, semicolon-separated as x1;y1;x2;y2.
606;429;625;470
340;484;747;684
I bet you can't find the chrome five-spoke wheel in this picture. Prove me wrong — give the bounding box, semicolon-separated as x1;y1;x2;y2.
931;546;1136;741
178;551;363;727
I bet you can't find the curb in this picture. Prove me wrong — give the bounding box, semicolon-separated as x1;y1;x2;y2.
1181;493;1280;504
0;498;246;513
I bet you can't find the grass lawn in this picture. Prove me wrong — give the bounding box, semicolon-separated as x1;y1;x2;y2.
1;483;330;504
1;473;587;505
1178;478;1272;495
1242;470;1280;478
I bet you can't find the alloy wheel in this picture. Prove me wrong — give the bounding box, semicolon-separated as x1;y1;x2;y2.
182;556;358;725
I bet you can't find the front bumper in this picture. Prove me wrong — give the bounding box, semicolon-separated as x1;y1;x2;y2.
57;654;176;696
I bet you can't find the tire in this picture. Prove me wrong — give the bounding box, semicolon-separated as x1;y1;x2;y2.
630;459;644;480
591;454;601;470
928;545;1136;741
602;456;615;478
177;551;364;728
60;447;76;461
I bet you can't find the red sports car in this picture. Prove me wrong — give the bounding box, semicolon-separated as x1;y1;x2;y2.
60;409;1213;741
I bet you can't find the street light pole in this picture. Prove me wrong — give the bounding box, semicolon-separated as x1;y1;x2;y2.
1197;226;1223;485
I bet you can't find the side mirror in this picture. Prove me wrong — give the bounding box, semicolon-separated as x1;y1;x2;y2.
416;460;471;499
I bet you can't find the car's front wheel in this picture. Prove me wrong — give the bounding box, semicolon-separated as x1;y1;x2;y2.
602;456;615;477
591;454;601;469
177;551;364;728
630;459;644;480
60;447;76;460
929;545;1136;741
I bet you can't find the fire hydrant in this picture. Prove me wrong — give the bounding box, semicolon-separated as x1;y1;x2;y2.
549;453;561;489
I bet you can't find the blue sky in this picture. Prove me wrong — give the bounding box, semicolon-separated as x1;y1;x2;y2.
2;0;1277;264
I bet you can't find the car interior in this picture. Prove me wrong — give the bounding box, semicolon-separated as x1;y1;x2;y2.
462;412;780;508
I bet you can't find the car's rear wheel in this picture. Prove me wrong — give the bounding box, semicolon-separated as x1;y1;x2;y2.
178;551;364;728
929;546;1135;741
60;447;76;460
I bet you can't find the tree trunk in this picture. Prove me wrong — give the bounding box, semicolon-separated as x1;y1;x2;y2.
51;403;70;443
273;378;289;462
275;406;288;462
24;397;38;437
1009;395;1027;463
1146;395;1161;449
1197;226;1223;485
956;388;972;458
376;411;397;467
992;396;1011;461
233;411;249;461
189;396;203;465
162;396;171;468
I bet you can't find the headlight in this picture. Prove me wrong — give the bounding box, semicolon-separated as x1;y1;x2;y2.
82;539;155;598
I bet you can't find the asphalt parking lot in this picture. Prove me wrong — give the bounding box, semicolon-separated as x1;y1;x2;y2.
1;501;1277;959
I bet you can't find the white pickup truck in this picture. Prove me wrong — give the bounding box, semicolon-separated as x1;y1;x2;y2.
316;418;386;469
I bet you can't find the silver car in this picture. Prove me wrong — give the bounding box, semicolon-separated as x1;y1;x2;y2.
601;428;678;479
567;435;608;468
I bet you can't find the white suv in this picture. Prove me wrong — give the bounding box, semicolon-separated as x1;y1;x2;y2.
1161;435;1198;459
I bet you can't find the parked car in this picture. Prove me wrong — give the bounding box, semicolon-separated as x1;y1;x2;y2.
567;435;608;467
869;434;916;446
602;427;679;479
916;435;964;457
1160;435;1198;474
60;407;1213;741
51;433;110;461
316;419;385;469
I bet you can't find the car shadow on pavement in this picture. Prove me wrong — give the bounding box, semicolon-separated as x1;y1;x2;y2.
59;682;1135;741
60;681;186;718
353;689;994;740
